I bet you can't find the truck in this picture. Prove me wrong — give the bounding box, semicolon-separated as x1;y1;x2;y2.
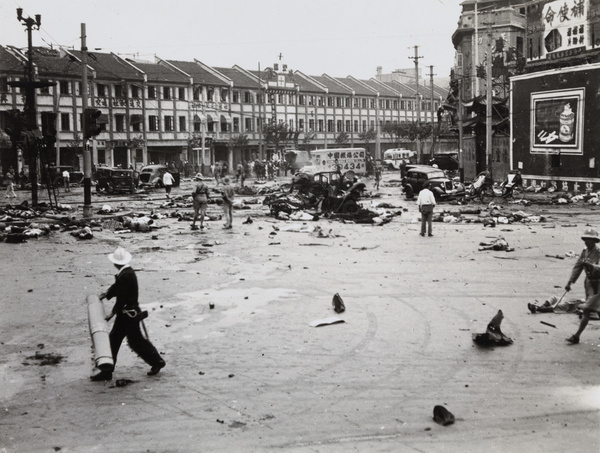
302;148;368;175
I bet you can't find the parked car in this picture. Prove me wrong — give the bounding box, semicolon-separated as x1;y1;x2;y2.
138;165;180;188
95;167;136;194
428;152;459;171
402;165;456;200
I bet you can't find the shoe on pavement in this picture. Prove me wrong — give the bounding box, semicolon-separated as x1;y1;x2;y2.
527;303;537;314
90;371;113;381
566;335;579;344
148;362;165;376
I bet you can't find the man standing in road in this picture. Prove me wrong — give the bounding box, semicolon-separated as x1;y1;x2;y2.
417;181;436;237
62;169;70;192
191;176;210;230
162;169;175;199
236;162;246;187
5;167;16;198
220;176;235;229
565;228;600;344
91;247;165;381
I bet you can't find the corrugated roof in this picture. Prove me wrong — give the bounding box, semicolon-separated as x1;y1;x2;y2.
28;47;84;78
213;67;257;89
0;46;24;74
128;60;189;84
361;79;399;97
167;60;229;86
71;50;144;81
384;80;418;97
309;75;353;94
334;77;376;96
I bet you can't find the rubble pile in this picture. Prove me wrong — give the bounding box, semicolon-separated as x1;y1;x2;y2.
432;206;547;226
553;192;600;205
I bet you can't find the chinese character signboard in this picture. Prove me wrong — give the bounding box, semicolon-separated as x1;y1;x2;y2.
542;0;589;59
531;88;584;154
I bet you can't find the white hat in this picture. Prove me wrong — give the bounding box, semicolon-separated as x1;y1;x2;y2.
581;228;600;242
108;247;132;265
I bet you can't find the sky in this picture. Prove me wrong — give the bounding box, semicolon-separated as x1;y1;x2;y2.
0;0;464;82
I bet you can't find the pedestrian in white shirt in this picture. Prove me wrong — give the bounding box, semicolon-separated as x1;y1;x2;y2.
162;170;175;198
417;181;436;237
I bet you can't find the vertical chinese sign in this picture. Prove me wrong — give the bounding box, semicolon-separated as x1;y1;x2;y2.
542;0;589;59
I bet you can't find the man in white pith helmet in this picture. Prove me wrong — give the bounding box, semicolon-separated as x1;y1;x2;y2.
565;228;600;344
90;247;166;381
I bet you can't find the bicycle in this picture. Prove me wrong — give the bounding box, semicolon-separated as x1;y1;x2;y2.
479;183;525;203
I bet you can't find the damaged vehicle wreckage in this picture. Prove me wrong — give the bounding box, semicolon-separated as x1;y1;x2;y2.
262;169;391;223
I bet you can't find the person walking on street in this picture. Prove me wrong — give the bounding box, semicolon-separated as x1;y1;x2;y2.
62;169;70;192
162;169;175;199
5;167;16;198
90;247;165;381
191;176;210;230
374;165;381;191
565;228;600;344
417;181;436;237
220;176;235;229
236;162;246;187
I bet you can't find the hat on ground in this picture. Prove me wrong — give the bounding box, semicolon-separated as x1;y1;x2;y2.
194;174;204;181
108;247;132;265
581;228;600;242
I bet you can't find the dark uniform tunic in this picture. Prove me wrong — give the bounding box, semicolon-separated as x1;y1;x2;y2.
105;265;164;367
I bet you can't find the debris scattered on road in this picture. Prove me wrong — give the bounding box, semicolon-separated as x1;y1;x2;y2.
472;310;513;346
332;293;345;313
70;226;93;240
310;317;345;327
23;351;65;366
540;321;557;328
114;379;135;387
433;405;455;426
478;237;514;252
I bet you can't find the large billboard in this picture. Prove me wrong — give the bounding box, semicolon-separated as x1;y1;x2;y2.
530;88;585;154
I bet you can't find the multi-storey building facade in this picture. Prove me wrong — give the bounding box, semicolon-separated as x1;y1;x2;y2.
0;45;448;177
450;0;528;179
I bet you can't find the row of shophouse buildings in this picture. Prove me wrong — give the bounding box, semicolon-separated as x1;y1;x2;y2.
4;0;600;192
0;43;448;177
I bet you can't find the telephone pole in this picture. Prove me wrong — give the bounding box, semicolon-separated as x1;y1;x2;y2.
485;22;493;178
409;45;423;161
429;65;436;157
81;23;93;218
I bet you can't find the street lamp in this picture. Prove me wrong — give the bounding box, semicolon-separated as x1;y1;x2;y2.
16;8;42;206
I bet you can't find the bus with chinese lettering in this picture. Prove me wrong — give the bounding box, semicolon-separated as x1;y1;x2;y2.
306;148;367;175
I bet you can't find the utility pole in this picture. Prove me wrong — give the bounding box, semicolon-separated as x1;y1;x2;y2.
485;21;493;178
429;65;436;157
458;77;464;182
409;45;423;161
258;62;263;159
11;9;51;207
81;23;93;218
474;0;479;96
